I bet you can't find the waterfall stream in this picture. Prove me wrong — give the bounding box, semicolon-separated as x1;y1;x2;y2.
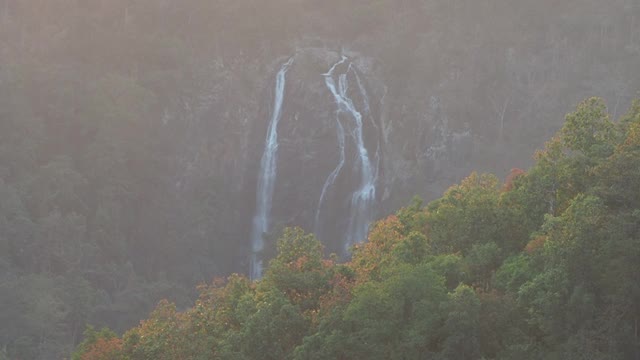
314;57;348;236
250;58;294;279
318;57;378;254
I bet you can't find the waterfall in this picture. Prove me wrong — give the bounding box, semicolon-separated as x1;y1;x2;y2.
318;57;378;254
353;68;371;117
353;68;382;188
250;57;294;279
314;57;349;236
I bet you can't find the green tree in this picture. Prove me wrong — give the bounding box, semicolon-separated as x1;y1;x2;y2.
426;172;502;255
441;285;482;360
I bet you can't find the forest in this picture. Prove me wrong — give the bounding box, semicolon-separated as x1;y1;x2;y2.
69;97;640;359
1;0;640;359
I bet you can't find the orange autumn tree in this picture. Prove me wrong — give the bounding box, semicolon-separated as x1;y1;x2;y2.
72;326;121;360
350;215;407;282
121;300;194;359
80;337;122;360
503;168;526;192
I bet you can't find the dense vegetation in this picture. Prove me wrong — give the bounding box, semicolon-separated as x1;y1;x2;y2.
70;98;640;359
1;1;639;359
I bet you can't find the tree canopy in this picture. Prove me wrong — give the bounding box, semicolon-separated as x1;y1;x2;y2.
73;98;640;360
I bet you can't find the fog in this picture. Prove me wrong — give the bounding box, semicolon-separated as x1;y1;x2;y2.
1;1;639;358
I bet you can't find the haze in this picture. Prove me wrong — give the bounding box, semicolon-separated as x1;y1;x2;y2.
1;1;639;359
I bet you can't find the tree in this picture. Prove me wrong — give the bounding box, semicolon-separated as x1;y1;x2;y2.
426;172;504;255
72;326;121;360
262;227;334;313
121;300;188;360
441;285;482;360
350;215;406;282
560;97;616;158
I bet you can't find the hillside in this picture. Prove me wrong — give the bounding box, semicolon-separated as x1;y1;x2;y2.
72;98;640;359
1;1;639;358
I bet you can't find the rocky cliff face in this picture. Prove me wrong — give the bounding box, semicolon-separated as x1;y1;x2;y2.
2;2;640;351
45;0;635;276
175;24;639;272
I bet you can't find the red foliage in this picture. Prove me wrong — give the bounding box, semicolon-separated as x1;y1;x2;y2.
525;236;547;254
318;272;356;315
503;168;526;191
350;215;406;282
81;338;122;360
622;122;640;148
291;255;309;270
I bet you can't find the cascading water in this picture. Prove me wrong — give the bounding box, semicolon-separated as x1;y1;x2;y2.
353;68;382;189
314;57;348;237
250;57;294;279
318;57;378;254
353;69;371;117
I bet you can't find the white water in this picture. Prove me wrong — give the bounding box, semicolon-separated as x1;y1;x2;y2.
353;67;382;187
250;58;294;279
353;68;371;116
319;57;377;253
314;57;349;236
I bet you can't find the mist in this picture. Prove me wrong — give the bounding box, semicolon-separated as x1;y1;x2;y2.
1;1;639;359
